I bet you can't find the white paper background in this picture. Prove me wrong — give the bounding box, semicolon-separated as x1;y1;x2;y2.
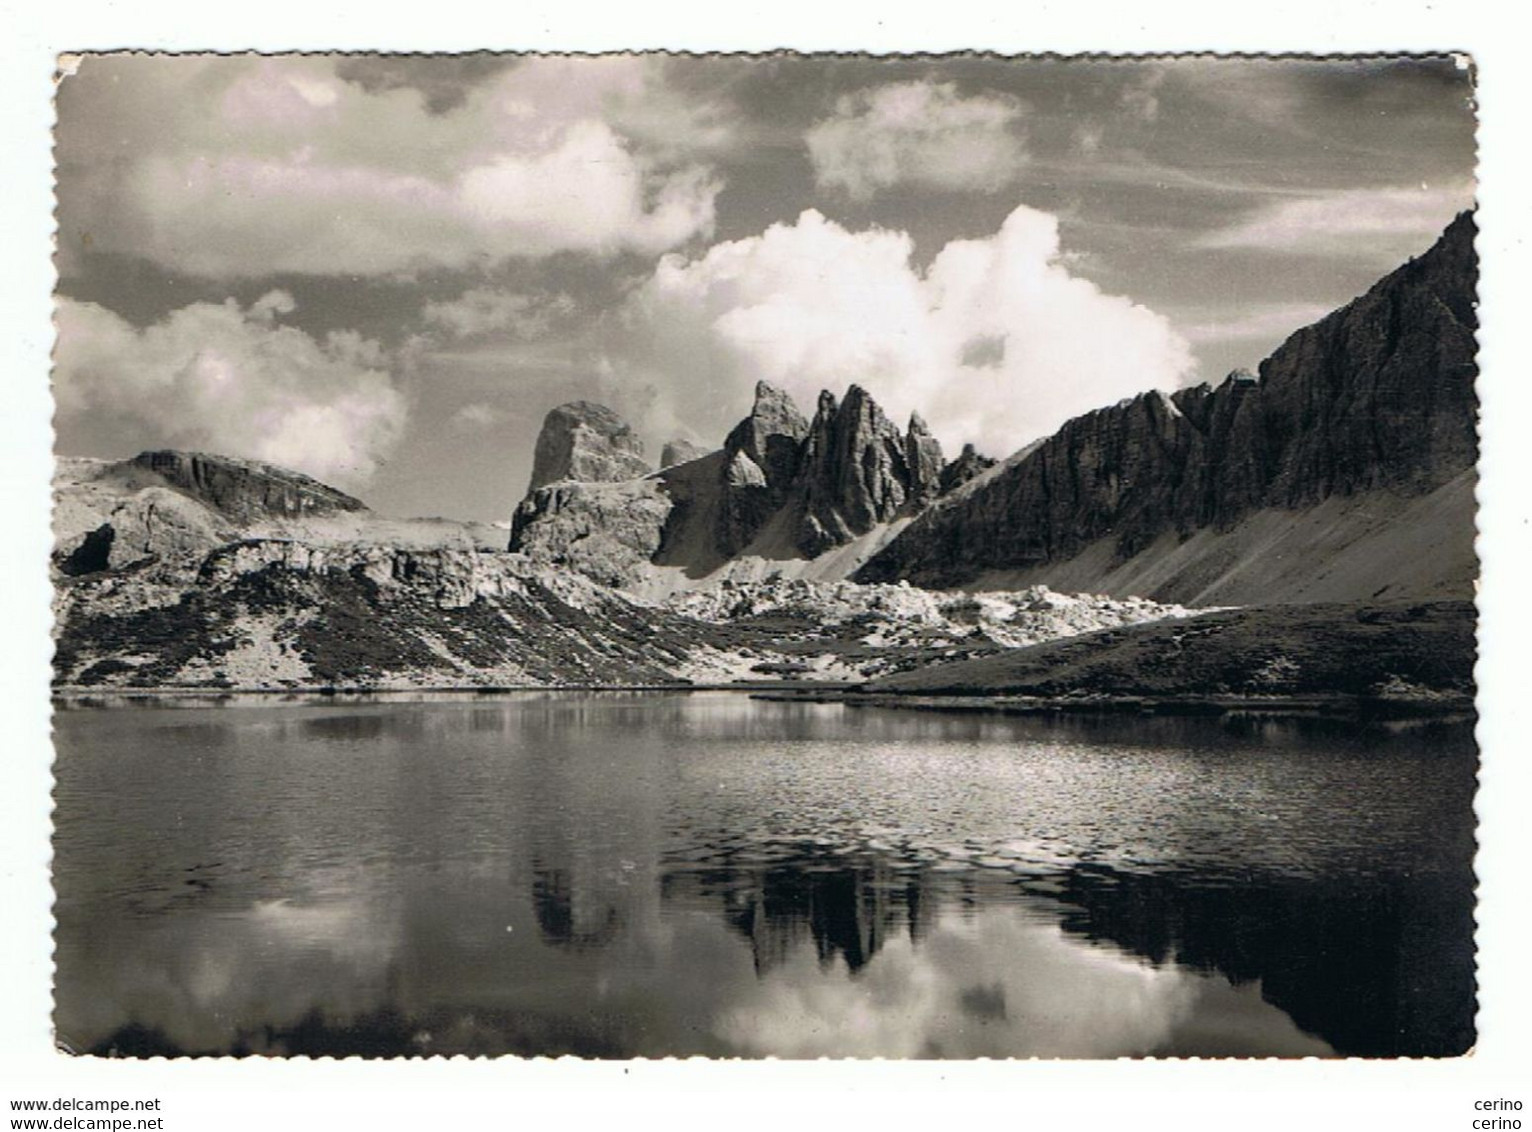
3;4;1527;1128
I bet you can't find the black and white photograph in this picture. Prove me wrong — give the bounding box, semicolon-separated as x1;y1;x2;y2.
44;51;1483;1063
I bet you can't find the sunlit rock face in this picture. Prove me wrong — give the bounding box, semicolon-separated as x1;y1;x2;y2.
524;401;653;494
509;477;676;590
51;451;371;581
857;212;1479;600
509;401;667;586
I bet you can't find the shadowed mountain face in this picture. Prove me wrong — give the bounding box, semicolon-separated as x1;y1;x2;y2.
855;212;1479;602
713;382;946;558
939;443;996;494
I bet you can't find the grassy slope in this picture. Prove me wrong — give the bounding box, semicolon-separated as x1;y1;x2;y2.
868;600;1476;700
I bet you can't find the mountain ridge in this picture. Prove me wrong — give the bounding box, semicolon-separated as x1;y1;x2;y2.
854;211;1478;602
48;214;1480;696
52;447;1200;691
504;213;1476;604
509;379;974;590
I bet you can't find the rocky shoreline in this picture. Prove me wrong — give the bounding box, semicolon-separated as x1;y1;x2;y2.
49;679;806;702
52;678;1473;724
752;688;1475;721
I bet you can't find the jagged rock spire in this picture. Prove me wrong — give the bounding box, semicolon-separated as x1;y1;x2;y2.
793;384;944;556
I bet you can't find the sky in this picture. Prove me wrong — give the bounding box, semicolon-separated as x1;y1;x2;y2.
52;54;1477;521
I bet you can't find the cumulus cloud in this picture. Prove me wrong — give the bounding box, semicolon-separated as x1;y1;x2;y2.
1198;182;1475;263
610;205;1194;458
54;292;406;487
55;56;723;277
805;81;1027;200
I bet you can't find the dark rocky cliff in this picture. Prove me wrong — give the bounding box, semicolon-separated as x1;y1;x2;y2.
939;443;997;494
792;386;944;556
691;380;950;561
716;381;811;557
856;212;1478;593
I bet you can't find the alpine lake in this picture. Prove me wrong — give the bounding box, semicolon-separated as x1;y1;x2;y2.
52;691;1476;1058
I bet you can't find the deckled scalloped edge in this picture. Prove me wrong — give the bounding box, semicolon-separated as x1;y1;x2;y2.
46;48;1481;1064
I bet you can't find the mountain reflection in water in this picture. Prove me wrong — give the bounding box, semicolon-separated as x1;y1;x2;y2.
52;694;1475;1058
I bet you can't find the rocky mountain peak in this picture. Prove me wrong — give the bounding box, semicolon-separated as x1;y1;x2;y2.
723;381;810;481
509;215;1478;600
713;381;814;557
939;442;996;494
794;383;944;556
840;383;879;419
857;211;1479;601
526;401;652;494
660;438;708;469
514;380;961;583
751;380;810;435
905;412;945;510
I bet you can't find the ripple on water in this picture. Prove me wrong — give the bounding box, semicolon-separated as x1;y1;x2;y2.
50;698;1476;1058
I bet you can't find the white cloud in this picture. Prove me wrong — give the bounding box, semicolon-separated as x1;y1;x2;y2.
610;205;1195;458
805;81;1027;200
1198;182;1475;262
57;56;723;277
422;288;575;340
55;293;406;487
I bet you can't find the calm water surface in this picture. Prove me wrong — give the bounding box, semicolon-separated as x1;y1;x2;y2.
52;693;1476;1058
